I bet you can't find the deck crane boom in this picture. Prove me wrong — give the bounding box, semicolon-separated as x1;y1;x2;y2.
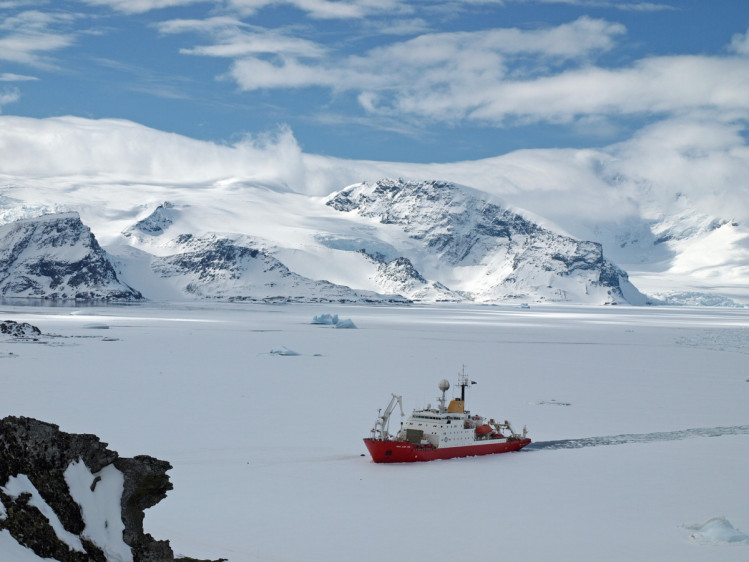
371;394;404;441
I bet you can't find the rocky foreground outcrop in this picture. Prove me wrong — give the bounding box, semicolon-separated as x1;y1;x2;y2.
0;416;223;562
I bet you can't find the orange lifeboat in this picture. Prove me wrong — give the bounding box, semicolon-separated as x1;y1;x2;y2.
475;424;493;435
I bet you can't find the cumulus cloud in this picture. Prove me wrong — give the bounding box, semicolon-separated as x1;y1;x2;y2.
466;55;749;124
730;27;749;56
173;14;749;130
179;17;625;100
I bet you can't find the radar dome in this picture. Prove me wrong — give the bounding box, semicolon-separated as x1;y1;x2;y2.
438;379;450;392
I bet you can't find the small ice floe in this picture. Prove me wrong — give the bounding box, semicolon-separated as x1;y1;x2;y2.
311;313;357;329
682;517;749;545
520;303;530;309
269;346;301;356
312;313;338;325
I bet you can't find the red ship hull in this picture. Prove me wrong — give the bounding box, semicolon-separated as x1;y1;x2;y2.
363;437;531;463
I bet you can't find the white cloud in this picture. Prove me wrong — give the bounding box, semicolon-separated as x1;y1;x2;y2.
0;116;307;189
464;55;749;124
0;0;47;7
605;115;749;220
225;0;407;19
83;0;404;18
191;16;749;129
182;17;625;102
0;87;20;112
0;72;38;81
730;27;749;56
1;113;747;233
159;17;327;59
228;56;338;89
493;0;675;10
79;0;208;14
0;10;77;66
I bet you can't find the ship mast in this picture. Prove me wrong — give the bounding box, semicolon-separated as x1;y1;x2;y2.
458;365;471;402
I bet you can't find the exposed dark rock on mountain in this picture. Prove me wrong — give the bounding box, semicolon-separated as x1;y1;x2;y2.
0;213;142;301
0;416;224;562
122;202;176;240
0;180;649;305
328;179;647;304
360;251;461;302
0;320;41;338
152;233;409;303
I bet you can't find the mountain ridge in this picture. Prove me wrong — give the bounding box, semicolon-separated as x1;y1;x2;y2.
0;179;653;305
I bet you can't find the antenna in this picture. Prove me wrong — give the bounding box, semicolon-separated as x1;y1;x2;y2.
438;379;450;412
458;365;468;402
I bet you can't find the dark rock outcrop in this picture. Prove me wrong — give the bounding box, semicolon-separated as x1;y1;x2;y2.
0;416;223;562
0;213;143;301
0;320;42;339
122;202;176;239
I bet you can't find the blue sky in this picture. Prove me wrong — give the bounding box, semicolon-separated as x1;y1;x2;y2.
1;0;748;162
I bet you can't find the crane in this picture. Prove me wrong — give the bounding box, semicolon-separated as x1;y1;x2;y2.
371;394;404;441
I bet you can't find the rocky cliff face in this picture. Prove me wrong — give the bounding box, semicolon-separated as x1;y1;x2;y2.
327;179;647;304
0;213;142;301
0;416;222;562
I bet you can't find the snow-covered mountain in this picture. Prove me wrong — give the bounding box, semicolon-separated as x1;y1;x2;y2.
0;179;654;304
366;253;462;302
121;201;175;241
0;213;142;301
150;233;408;303
326;179;646;304
0;116;746;305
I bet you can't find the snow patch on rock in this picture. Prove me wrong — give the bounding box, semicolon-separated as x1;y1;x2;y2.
64;460;133;562
1;473;85;554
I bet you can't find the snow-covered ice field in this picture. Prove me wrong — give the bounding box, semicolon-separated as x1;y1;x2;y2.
1;301;748;561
